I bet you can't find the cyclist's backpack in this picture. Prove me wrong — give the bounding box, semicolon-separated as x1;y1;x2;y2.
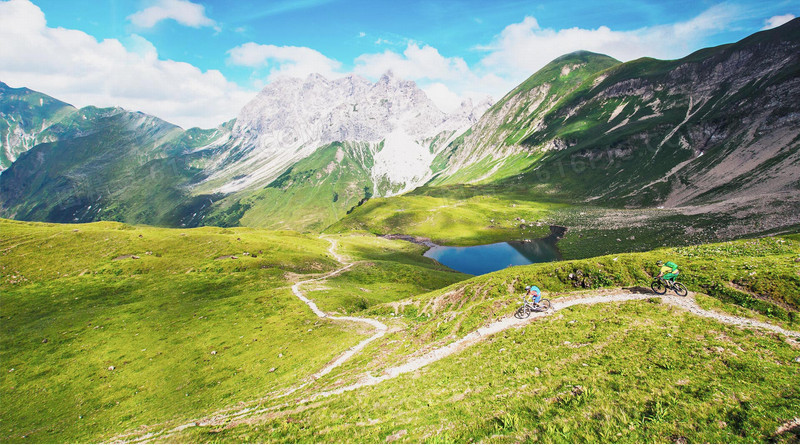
665;261;678;269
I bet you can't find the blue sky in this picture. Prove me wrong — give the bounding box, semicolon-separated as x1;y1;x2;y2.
0;0;797;127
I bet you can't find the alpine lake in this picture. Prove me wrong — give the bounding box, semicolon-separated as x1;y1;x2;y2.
423;226;565;275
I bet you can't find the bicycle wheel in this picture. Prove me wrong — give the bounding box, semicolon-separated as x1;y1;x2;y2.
515;306;530;319
651;280;667;294
673;282;688;297
538;299;552;311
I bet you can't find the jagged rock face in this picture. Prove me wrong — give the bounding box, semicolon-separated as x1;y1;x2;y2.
205;72;490;194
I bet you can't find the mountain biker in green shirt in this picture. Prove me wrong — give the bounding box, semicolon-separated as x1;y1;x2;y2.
657;260;679;283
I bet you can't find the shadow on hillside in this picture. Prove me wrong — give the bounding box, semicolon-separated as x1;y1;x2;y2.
623;286;653;295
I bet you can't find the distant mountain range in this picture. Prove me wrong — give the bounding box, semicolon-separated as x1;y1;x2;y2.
1;18;798;232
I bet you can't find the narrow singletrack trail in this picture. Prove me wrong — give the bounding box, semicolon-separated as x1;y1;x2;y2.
282;290;800;405
289;237;387;380
111;242;800;443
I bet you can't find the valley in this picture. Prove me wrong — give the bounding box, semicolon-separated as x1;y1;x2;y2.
1;16;800;445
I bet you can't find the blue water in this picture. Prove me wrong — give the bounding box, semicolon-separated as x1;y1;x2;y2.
423;239;561;275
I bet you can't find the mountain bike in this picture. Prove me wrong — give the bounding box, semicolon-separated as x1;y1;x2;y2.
651;277;688;296
514;294;552;319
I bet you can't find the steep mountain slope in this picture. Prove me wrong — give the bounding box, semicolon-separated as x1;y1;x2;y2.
0;107;232;226
0;82;77;170
206;141;376;230
195;73;490;229
198;72;488;197
334;19;800;251
434;19;800;209
430;51;622;184
1;73;488;229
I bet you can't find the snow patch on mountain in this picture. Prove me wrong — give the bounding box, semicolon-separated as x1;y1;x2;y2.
372;130;435;196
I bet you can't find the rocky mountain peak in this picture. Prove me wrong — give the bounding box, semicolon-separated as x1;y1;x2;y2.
211;72;489;194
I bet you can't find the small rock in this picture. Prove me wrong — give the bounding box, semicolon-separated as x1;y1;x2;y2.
73;229;80;232
533;367;541;376
138;234;143;238
42;338;48;343
569;320;576;324
278;353;283;358
108;366;115;371
616;238;622;242
793;357;800;363
269;367;277;372
210;350;217;355
498;348;506;353
794;258;800;263
131;255;140;259
564;341;571;345
8;368;14;372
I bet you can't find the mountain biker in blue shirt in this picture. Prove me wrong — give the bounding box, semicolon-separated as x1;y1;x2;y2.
525;285;542;306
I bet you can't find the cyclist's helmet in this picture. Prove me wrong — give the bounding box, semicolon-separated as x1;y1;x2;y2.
656;260;664;266
524;285;531;291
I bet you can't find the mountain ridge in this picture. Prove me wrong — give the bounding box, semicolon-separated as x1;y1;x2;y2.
2;20;799;236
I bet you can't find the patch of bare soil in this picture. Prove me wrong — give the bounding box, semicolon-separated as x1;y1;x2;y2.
112;254;140;260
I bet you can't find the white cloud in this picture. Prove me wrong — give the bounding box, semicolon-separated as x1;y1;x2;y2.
128;0;217;29
354;43;470;81
477;4;741;82
227;42;343;81
347;5;743;112
358;31;366;38
422;83;463;113
761;14;795;30
0;0;252;128
352;42;512;110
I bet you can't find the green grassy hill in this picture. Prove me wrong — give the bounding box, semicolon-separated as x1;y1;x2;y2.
3;219;799;443
205;142;376;231
167;233;800;444
0;219;465;442
432;20;800;209
0;109;233;227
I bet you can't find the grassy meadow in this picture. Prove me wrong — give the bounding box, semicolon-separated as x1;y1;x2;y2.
171;235;800;443
2;217;799;443
0;219;465;443
177;300;800;443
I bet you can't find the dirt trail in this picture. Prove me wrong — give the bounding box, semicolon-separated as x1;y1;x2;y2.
290;237;387;380
111;243;800;443
291;290;800;404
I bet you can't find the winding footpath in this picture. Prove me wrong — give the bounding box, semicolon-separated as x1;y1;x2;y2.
112;239;800;443
290;237;387;381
